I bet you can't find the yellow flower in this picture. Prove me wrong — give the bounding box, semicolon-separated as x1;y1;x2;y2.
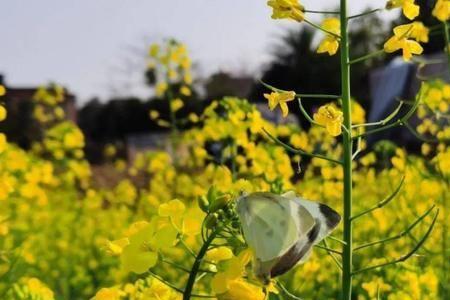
217;279;265;300
184;72;193;85
432;0;450;21
149;43;160;58
0;85;6;96
393;22;429;43
313;104;344;136
188;112;199;123
351;100;366;124
168;69;178;80
386;0;420;20
316;18;341;56
180;85;191;96
143;280;179;299
158;199;186;217
0;133;6;153
22;277;55;300
384;35;423;61
170;98;184;112
93;287;124;300
121;220;177;274
0;105;7;121
211;249;253;294
157;119;171;128
362;277;392;298
263;91;296;117
206;246;234;262
105;238;130;256
155;82;168;97
267;0;304;22
64;129;85;149
391;148;406;170
149;110;160;120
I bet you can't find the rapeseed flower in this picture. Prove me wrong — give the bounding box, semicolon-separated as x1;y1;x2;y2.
384;35;423;61
206;246;234;262
155;82;168;97
170;98;184;112
120;219;177;274
267;0;304;22
386;0;420;20
316;18;341;55
93;287;124;300
432;0;450;21
264;90;295;117
393;22;429;43
313;104;344;136
0;105;6;121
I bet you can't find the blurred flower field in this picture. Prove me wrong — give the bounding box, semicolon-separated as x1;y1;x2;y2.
1;1;450;300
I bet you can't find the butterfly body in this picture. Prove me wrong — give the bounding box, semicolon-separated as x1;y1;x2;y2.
236;192;341;282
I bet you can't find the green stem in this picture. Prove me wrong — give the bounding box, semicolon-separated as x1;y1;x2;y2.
351;176;405;221
339;1;353;299
351;101;404;129
304;9;340;15
315;243;342;255
304;19;341;39
297;98;321;126
441;181;449;298
352;120;401;139
183;229;219;300
352;209;439;275
263;128;342;165
167;86;179;168
230;140;237;181
149;272;215;298
323;239;343;270
349;49;384;65
443;22;450;74
347;8;382;20
260;80;340;99
353;205;435;251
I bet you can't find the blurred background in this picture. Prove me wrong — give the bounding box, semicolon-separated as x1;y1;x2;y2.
0;0;448;163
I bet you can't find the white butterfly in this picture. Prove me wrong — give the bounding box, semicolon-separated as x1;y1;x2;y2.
236;191;341;282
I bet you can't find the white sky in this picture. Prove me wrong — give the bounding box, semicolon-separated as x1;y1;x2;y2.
0;1;398;104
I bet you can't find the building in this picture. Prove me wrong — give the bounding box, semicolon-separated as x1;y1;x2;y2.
0;74;77;148
368;53;449;147
0;74;77;122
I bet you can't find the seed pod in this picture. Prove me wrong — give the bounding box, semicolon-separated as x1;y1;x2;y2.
197;196;209;212
224;206;234;218
205;213;219;229
209;194;231;213
231;220;240;229
206;186;217;203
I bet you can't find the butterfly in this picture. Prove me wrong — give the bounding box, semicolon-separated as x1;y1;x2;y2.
236;191;341;283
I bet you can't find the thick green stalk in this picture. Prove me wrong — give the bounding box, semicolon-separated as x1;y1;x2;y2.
442;181;449;299
183;229;219;300
441;22;449;298
443;22;450;75
340;1;353;299
166;87;179;168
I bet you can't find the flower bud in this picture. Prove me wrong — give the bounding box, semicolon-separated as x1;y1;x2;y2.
205;213;219;229
209;194;231;213
197;196;209;212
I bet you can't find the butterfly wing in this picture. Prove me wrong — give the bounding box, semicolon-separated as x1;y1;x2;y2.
237;192;315;262
282;191;341;243
295;197;341;243
270;201;319;277
269;192;341;278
